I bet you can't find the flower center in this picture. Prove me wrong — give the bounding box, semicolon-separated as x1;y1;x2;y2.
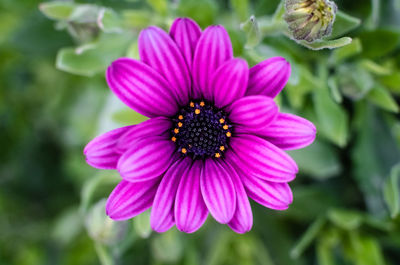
171;100;232;159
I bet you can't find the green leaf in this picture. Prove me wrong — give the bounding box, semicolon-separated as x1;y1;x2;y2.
288;140;342;180
383;163;400;218
122;10;153;29
230;0;249;21
290;217;326;258
98;8;123;33
111;108;148;125
151;230;183;263
360;59;392;76
133;209;152;238
94;242;114;265
298;37;352;50
360;29;400;59
347;233;386;265
313;88;349;147
39;1;75;20
381;71;400;93
327;209;363;230
330;38;362;64
177;0;217;28
147;0;168;16
329;11;361;39
241;16;261;49
328;76;343;103
367;86;399;113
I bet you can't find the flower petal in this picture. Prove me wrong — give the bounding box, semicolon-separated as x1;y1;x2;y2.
139;26;191;106
246;57;291;98
151;158;191;233
228;135;298;182
170;17;202;70
201;159;236;224
84;126;133;170
211;58;248;108
116;117;172;153
117;136;177;182
229;96;278;133
257;113;316;150
106;179;159;220
175;160;208;233
106;58;178;117
221;161;253;234
241;174;293;210
192;25;233;100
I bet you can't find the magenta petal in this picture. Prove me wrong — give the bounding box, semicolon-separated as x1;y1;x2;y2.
246;57;291;98
211;58;248;108
170;17;202;70
117;136;176;182
228;135;298;182
175;160;208;233
106;179;159;220
229;96;278;133
257;113;316;150
192;25;233;100
151;158;191;233
106;58;178;117
139;26;191;106
222;162;253;233
116;117;171;153
201;159;236;224
84;126;133;170
241;174;293;210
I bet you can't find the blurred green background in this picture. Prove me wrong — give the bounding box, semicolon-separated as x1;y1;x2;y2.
1;0;400;264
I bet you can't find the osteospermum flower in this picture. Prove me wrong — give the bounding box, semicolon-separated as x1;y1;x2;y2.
84;17;316;233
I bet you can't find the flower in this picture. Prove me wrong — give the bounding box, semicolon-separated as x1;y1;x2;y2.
84;17;316;233
284;0;337;42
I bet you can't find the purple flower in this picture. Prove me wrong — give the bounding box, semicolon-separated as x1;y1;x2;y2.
84;17;316;233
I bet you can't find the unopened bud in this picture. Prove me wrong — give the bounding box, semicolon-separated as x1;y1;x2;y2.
284;0;337;42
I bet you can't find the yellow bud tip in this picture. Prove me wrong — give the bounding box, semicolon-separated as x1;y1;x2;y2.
223;125;229;130
219;146;225;151
195;109;200;114
178;115;183;120
178;122;183;127
215;153;221;158
226;132;231;137
181;148;187;154
200;101;205;107
171;137;176;142
174;128;179;134
190;102;195;107
219;118;225;124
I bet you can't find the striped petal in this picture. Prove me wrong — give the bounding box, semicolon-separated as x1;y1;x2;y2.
106;179;159;220
106;58;178;117
139;26;191;106
84;126;133;169
192;25;233;100
201;159;236;224
151;158;192;233
175;160;208;233
229;96;278;133
246;57;291;98
116;117;172;153
117;136;177;182
257;113;316;150
170;17;202;70
211;58;248;108
228;135;298;183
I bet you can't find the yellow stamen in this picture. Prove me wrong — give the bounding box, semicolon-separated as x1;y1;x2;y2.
219;146;225;151
215;153;221;158
174;128;179;134
178;122;183;127
226;132;231;137
171;137;176;142
181;148;187;154
178;115;183;120
195;109;200;114
200;101;205;107
190;102;195;107
223;124;229;130
219;118;225;124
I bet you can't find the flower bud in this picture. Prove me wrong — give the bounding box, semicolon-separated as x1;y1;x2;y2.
284;0;337;42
